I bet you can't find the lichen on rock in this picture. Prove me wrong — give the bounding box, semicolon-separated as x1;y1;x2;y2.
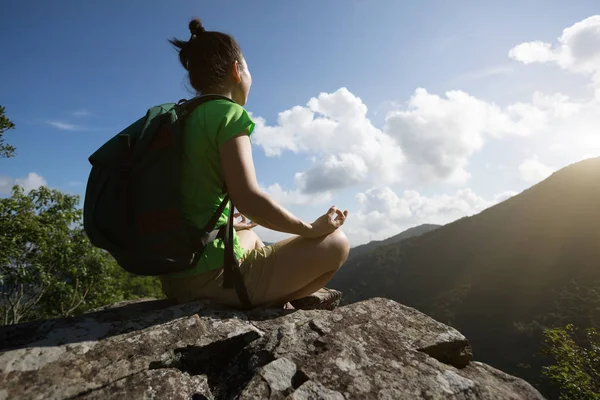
0;297;544;399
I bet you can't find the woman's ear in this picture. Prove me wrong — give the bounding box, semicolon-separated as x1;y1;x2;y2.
231;60;242;84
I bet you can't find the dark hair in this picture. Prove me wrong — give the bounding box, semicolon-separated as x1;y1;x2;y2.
169;18;244;93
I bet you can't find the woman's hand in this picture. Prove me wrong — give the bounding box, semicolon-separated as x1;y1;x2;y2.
304;206;348;238
233;213;258;231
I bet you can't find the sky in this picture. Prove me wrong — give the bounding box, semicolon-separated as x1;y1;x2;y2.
1;1;599;246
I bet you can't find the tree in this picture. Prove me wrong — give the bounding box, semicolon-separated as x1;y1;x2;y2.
542;324;600;400
0;186;122;324
113;268;166;301
0;105;16;159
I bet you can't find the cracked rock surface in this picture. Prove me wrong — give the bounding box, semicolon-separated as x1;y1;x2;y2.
0;297;544;399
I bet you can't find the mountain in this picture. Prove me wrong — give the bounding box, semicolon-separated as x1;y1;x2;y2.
348;224;440;260
329;156;600;397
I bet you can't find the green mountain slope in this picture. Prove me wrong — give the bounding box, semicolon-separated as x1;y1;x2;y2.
329;156;600;396
348;224;440;260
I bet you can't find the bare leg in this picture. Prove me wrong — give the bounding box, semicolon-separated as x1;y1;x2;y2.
237;229;264;251
236;228;348;307
257;229;349;306
284;270;337;301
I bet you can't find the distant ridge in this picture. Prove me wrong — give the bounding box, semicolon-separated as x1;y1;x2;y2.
329;156;600;395
348;224;440;259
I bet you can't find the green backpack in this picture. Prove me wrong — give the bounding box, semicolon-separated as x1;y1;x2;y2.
83;95;251;307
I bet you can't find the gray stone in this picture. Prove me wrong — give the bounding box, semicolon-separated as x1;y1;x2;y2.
261;357;297;392
239;357;298;399
288;380;345;400
0;300;259;400
0;297;544;400
78;369;213;400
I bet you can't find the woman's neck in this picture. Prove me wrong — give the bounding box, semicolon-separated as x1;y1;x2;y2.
201;86;233;99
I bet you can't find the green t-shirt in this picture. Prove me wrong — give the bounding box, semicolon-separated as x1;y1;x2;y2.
168;98;255;278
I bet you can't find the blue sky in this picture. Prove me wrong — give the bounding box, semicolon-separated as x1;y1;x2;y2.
2;1;599;245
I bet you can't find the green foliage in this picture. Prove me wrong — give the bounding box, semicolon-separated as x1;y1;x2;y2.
542;324;600;400
112;267;165;301
0;185;164;325
0;186;111;323
0;105;16;158
426;284;472;326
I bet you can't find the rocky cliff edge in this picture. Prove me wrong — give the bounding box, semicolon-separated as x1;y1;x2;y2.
0;297;544;399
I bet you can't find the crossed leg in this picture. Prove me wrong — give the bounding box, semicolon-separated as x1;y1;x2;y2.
237;229;349;306
237;228;264;250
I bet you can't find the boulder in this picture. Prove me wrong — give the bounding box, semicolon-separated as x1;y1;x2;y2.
0;297;544;399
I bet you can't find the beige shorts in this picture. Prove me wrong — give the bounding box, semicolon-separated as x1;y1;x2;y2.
160;242;282;308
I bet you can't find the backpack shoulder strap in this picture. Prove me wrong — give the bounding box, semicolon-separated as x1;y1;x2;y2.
223;199;252;309
176;94;235;121
177;95;252;307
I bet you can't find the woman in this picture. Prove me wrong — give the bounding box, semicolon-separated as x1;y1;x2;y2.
160;18;349;309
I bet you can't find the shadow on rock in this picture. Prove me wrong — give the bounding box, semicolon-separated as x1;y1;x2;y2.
0;298;291;352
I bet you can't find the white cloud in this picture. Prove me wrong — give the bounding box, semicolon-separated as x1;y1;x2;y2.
384;89;489;184
262;183;332;206
252;88;398;158
343;186;502;245
251;185;507;247
250;184;333;244
47;121;81;131
518;154;556;183
72;109;92;117
247;17;600;246
505;16;600;163
509;15;600;95
248;15;600;238
382;87;579;184
0;176;13;195
252;87;405;192
494;190;518;203
486;163;508;171
295;153;369;193
362;187;492;221
509;41;557;65
0;172;47;195
16;173;47;193
253;80;590;195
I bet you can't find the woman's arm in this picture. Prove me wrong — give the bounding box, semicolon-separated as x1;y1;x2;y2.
220;134;312;236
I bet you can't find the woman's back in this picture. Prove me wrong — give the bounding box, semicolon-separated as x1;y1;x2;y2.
174;98;255;277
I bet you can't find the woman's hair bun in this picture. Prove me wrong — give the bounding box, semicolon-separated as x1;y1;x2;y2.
189;18;206;36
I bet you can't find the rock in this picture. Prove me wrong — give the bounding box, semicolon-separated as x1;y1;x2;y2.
288;381;345;400
0;297;544;400
290;288;343;311
78;369;212;400
460;362;547;399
